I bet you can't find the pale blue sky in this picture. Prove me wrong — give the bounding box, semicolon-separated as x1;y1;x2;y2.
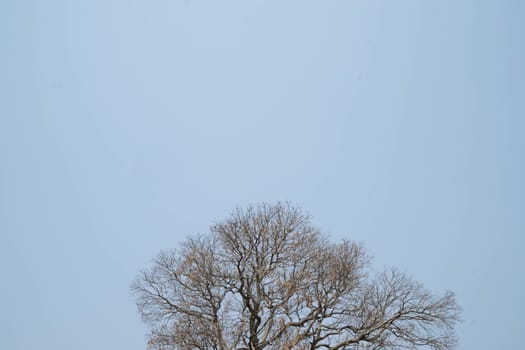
1;1;524;349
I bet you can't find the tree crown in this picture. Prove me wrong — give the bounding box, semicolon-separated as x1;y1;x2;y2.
132;202;460;350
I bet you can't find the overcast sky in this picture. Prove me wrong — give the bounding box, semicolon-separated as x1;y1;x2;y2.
1;1;524;349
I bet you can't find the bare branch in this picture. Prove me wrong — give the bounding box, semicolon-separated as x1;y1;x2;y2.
131;202;460;350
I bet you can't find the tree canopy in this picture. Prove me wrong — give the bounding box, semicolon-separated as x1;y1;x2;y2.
132;202;460;350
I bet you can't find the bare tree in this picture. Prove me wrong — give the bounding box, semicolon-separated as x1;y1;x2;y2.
132;203;460;350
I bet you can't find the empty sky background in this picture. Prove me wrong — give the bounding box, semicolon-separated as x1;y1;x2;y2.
1;1;524;349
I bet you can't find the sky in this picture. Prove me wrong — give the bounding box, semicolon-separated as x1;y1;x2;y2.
1;0;524;349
